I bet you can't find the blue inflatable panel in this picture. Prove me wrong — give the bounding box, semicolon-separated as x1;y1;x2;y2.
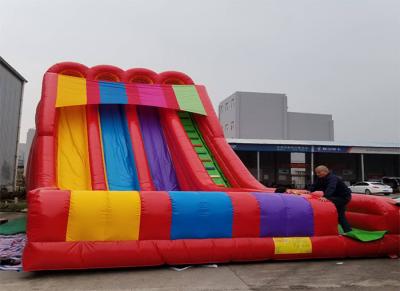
169;191;233;239
99;81;128;104
99;105;140;190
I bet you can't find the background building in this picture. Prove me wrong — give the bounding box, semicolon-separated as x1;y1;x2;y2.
0;57;26;191
229;139;399;189
219;92;334;141
24;128;35;174
16;143;26;190
220;91;399;189
17;128;36;177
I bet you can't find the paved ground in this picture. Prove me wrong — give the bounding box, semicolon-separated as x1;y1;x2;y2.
0;258;399;291
0;212;25;221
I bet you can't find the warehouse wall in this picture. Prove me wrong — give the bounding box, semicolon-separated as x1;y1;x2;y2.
219;91;334;141
0;64;24;189
287;112;334;141
238;92;288;139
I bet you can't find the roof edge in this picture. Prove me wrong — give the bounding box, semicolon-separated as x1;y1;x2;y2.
226;138;400;149
0;56;27;82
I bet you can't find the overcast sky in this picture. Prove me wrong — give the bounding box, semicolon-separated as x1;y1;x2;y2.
1;0;399;144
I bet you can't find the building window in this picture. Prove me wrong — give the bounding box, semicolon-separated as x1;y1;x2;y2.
225;102;228;111
230;121;234;130
225;124;229;132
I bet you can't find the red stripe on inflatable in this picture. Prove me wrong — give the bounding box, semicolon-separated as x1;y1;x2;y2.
125;83;141;104
228;237;275;262
197;123;240;188
306;196;338;236
347;194;400;234
23;235;400;271
45;133;57;189
22;238;273;271
86;105;107;190
125;105;155;190
37;73;58;135
28;73;59;190
194;85;223;137
139;191;171;240
54;110;60;188
227;192;260;237
343;235;399;258
25;133;36;191
156;238;275;264
378;235;400;257
162;86;179;109
27;136;57;190
27;188;70;242
347;212;388;231
159;111;193;190
309;236;346;259
23;240;164;271
86;80;100;104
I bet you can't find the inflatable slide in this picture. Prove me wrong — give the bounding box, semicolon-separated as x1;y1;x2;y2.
23;62;400;271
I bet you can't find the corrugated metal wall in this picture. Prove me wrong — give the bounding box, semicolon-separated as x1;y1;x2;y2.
0;64;24;189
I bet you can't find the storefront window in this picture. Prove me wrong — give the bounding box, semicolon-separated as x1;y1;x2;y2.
314;153;360;185
235;151;257;179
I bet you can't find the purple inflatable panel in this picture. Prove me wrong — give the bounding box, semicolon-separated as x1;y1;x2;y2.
252;193;314;237
138;107;179;191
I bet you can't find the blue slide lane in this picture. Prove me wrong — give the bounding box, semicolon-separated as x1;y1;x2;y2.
99;104;140;190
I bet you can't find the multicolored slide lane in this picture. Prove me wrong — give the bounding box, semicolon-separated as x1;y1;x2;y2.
23;62;400;271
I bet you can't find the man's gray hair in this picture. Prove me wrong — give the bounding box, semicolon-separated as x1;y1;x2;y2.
315;165;329;172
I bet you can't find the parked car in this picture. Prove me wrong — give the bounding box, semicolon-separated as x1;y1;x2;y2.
381;177;400;193
349;181;393;195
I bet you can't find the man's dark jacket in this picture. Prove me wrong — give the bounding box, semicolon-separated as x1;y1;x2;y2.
310;173;351;200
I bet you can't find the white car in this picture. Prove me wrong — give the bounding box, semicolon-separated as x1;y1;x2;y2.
349;181;393;195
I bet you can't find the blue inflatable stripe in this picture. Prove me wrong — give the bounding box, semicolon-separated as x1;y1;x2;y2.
99;81;128;104
99;105;140;190
169;191;233;239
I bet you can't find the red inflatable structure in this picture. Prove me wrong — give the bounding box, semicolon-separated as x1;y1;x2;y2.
23;62;400;271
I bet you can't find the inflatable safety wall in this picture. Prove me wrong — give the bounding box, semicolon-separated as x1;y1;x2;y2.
23;62;400;271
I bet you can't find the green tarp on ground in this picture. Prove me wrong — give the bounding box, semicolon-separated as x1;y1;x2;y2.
0;217;26;235
338;225;387;242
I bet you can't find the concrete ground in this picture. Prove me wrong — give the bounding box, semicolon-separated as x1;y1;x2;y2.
0;258;399;291
0;212;25;221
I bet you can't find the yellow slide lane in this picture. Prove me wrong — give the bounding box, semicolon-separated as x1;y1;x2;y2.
57;106;92;190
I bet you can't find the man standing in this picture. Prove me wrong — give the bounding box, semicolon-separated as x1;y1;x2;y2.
309;165;352;233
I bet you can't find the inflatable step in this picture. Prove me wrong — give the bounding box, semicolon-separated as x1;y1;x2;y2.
178;111;229;187
338;225;387;242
